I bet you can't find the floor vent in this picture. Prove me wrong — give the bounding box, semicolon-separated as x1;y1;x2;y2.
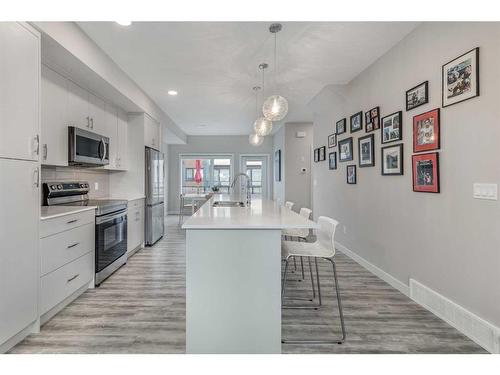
410;279;499;354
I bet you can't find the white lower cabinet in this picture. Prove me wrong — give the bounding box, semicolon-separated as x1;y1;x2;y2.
39;211;95;319
0;159;39;351
127;198;145;254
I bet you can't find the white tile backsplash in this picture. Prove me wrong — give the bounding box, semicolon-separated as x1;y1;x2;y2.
41;166;110;199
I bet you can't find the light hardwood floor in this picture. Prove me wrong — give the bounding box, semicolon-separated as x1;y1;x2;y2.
10;216;486;354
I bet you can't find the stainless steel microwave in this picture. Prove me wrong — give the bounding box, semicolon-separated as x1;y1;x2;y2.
68;126;109;166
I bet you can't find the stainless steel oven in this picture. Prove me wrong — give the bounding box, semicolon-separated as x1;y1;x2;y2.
95;208;128;285
68;126;109;166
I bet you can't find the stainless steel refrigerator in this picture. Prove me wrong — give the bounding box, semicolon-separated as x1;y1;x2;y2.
145;146;165;246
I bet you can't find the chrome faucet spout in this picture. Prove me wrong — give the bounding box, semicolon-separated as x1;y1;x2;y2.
230;173;252;206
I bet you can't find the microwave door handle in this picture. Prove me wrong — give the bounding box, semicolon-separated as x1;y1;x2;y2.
101;138;107;162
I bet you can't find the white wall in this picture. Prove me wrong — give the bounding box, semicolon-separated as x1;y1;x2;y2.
284;123;313;211
310;22;500;329
168;135;273;212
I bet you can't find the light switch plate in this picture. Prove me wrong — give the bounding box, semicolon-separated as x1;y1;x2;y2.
94;182;99;191
473;183;497;200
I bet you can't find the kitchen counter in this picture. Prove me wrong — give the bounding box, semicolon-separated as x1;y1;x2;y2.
184;194;317;354
40;206;97;220
182;194;318;230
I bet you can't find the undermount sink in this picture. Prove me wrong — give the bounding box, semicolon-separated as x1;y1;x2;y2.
212;200;246;208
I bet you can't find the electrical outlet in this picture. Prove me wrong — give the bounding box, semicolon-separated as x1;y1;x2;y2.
94;182;99;191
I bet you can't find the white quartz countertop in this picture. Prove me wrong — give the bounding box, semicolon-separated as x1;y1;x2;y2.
182;194;318;230
40;206;96;221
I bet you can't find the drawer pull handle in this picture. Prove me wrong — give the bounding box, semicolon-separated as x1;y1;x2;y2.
67;242;79;249
66;219;78;224
67;274;80;283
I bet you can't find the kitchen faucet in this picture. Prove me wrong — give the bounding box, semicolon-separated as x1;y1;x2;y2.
230;173;251;206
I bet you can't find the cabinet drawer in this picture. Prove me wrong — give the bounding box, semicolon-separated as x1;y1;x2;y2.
128;198;144;209
40;251;93;315
40;222;94;275
40;210;94;238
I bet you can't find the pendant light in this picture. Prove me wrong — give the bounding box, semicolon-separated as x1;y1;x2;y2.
253;65;273;136
262;23;289;122
249;133;264;147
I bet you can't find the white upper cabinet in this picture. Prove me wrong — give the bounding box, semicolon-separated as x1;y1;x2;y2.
41;65;68;166
0;23;40;161
104;103;118;170
67;79;90;129
88;93;106;136
116;108;129;170
144;114;160;150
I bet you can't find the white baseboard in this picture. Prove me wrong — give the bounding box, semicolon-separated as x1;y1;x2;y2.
410;279;500;354
335;241;499;354
335;241;410;296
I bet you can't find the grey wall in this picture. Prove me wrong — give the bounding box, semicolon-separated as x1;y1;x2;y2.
310;22;500;327
168;135;273;212
284;123;313;212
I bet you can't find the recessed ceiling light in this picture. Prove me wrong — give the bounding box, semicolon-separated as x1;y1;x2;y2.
116;21;132;26
167;90;178;96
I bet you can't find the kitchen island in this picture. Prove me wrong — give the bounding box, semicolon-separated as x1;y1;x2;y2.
182;194;317;353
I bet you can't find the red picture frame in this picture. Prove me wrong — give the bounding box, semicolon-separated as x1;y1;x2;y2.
412;152;440;193
413;108;440;153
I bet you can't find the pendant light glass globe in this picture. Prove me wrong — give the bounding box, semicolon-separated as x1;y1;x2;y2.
262;94;288;121
249;133;264;147
253;117;273;136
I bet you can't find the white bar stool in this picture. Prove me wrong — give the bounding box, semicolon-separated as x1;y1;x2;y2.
282;207;314;293
284;201;294;211
178;194;198;225
281;216;346;344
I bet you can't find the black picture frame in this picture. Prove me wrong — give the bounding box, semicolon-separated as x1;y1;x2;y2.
274;149;281;182
336;118;346;135
328;134;337;148
328;152;337;170
346;165;357;184
350;111;363;133
358;134;375;168
365;111;372;126
314;148;319;163
319;146;326;161
406;81;429;111
381;111;403;144
381;143;404;176
442;47;479;108
338;137;353;162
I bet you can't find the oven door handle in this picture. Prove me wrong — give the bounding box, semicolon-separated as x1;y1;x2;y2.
96;210;127;225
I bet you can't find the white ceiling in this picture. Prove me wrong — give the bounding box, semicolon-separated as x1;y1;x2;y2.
78;22;418;135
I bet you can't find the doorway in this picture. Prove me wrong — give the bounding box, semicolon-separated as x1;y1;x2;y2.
239;154;270;200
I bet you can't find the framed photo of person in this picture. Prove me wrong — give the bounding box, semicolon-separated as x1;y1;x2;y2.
346;165;356;184
338;137;353;162
350;111;363;133
274;149;281;182
314;148;319;163
365;111;372;126
406;81;429;111
329;152;337;170
412;152;440;193
381;111;403;144
442;47;479;107
319;146;326;161
381;143;403;176
413;108;440;153
328;134;337;148
336;118;347;135
358;134;375;167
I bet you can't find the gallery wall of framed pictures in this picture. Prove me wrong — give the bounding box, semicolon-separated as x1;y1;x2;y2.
318;46;479;192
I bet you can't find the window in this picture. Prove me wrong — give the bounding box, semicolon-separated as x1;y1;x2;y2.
180;155;232;194
246;160;262;195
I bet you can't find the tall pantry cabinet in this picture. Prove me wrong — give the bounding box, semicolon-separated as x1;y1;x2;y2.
0;22;41;352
